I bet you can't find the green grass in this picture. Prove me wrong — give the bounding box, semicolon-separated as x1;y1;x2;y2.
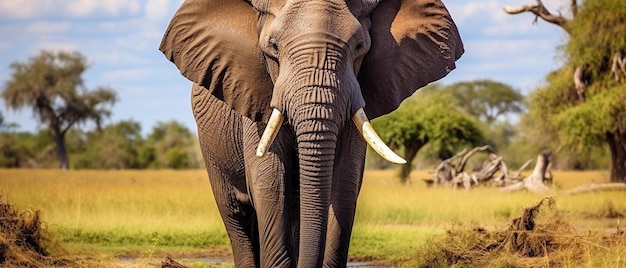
1;168;625;266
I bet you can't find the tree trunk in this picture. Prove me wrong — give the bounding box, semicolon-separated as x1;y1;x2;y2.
607;131;626;182
52;130;69;170
499;151;553;194
400;139;425;184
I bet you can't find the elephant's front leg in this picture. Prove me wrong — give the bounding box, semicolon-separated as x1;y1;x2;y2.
324;124;367;267
243;121;299;268
192;84;259;267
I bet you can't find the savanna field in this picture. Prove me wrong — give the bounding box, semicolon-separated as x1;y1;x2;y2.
1;169;625;267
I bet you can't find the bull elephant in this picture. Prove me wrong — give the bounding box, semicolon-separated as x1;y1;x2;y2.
159;0;463;267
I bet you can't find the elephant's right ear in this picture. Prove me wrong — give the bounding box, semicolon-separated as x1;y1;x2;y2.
160;0;274;121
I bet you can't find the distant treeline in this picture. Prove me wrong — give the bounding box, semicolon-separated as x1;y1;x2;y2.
0;119;203;169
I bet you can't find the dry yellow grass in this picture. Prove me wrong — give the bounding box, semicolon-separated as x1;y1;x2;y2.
0;168;624;265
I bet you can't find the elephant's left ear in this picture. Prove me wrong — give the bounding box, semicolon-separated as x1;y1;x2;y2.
159;0;274;121
359;0;463;119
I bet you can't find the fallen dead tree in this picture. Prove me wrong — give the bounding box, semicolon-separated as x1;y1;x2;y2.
564;182;626;195
425;146;551;191
499;150;554;193
425;147;626;194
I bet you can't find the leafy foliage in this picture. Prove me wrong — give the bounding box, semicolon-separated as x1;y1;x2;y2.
372;86;484;181
524;0;626;179
567;0;626;79
0;119;202;169
375;87;483;152
443;80;525;124
1;50;117;169
71;120;144;169
145;121;200;169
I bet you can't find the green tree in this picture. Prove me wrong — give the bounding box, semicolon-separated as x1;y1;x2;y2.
442;80;525;154
72;120;144;169
1;50;117;169
145;120;200;169
507;0;626;182
372;87;484;183
444;80;525;124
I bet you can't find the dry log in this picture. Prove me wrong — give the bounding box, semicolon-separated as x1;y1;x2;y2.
427;145;623;194
428;146;493;188
456;145;491;173
499;151;554;194
475;153;503;183
431;148;467;184
564;182;626;195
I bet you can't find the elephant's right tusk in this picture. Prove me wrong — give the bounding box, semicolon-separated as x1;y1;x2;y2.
256;108;284;157
352;108;407;164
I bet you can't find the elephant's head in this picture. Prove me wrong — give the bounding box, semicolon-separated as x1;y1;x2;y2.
160;0;462;265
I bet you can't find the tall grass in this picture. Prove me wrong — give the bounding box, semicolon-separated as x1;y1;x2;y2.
1;168;624;264
0;169;228;254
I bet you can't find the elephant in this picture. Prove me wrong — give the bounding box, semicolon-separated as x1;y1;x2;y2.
159;0;463;267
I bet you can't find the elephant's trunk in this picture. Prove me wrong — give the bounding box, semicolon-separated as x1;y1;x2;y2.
289;87;341;267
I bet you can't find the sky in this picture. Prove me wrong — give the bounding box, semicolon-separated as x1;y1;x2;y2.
0;0;573;135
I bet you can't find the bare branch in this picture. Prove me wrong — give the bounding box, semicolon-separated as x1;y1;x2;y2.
574;66;586;101
514;159;533;178
504;0;571;31
570;0;578;17
611;52;626;82
456;145;491;173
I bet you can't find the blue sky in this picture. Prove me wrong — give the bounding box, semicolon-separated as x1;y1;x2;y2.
0;0;572;134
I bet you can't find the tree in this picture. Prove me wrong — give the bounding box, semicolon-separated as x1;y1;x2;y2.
506;0;626;182
442;80;525;155
145;121;200;169
71;120;144;169
372;86;484;183
444;80;525;124
1;50;117;169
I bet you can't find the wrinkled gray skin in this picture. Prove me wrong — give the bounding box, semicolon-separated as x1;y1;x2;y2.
160;0;463;267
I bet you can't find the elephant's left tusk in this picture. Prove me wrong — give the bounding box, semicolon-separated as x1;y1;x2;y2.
256;108;284;157
352;108;407;164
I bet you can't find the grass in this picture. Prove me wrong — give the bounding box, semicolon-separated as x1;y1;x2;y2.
1;168;625;266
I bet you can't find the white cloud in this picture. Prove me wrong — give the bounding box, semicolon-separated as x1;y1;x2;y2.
66;0;98;17
89;50;144;65
465;38;554;58
102;68;151;82
145;0;169;21
0;0;142;19
0;0;43;19
34;41;79;53
448;1;502;23
104;0;141;16
26;21;71;34
66;0;141;18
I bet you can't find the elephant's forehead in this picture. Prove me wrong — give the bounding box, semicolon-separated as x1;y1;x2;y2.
271;1;363;43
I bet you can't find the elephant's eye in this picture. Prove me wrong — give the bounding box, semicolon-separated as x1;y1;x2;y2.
355;43;364;50
268;37;279;57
